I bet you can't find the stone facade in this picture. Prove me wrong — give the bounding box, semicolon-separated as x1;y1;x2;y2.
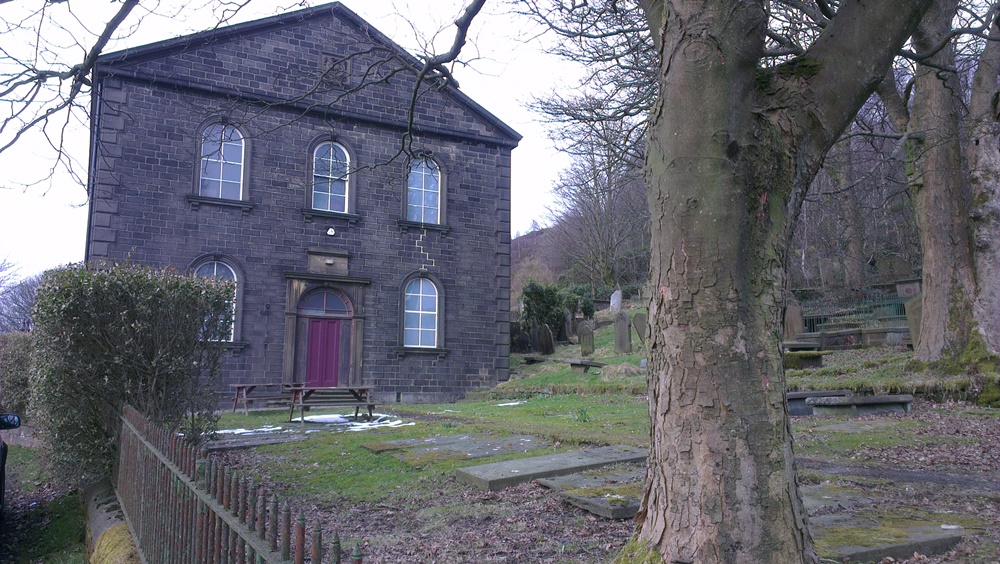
86;3;519;403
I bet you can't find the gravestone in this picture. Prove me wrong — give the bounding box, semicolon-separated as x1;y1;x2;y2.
614;311;632;354
610;289;623;313
535;323;555;355
632;312;647;345
578;321;595;357
784;296;805;339
905;294;922;347
564;308;576;339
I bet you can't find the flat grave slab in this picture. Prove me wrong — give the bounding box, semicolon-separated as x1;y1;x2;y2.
786;390;853;416
536;463;643;519
532;466;971;562
807;394;913;416
364;434;550;467
455;445;648;491
206;432;305;452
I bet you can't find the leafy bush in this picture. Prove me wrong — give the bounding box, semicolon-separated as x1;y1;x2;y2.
521;280;566;333
0;331;33;415
561;285;595;319
30;263;234;482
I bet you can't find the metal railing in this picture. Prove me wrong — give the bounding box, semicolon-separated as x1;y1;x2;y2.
802;297;910;333
115;405;361;563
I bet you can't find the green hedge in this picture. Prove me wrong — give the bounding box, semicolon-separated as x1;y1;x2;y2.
30;263;234;482
0;331;33;415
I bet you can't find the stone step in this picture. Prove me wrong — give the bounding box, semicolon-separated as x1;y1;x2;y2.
454;445;647;491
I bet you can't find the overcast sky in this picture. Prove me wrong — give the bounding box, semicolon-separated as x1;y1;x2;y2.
0;0;578;280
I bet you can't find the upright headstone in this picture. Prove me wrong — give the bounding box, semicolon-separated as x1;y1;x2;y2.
564;308;576;339
609;289;623;313
632;312;648;345
784;297;805;339
905;294;922;348
614;311;632;354
538;324;555;355
578;321;595;357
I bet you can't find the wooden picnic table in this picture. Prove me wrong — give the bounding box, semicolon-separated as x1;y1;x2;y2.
230;383;290;415
283;384;376;423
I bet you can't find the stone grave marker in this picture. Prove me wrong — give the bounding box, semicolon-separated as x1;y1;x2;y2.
530;323;555;355
564;308;576;339
614;311;632;354
632;312;647;345
610;289;623;313
578;321;595;356
784;296;805;339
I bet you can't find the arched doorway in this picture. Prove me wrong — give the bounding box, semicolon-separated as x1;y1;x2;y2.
297;289;353;387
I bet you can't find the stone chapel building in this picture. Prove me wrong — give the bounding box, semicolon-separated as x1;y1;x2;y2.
85;3;519;403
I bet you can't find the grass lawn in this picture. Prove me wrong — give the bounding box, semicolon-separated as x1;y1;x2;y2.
209;310;1000;562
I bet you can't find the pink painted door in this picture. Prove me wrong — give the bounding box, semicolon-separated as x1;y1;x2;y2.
306;319;341;387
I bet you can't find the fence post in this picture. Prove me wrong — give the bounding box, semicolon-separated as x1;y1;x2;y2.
281;502;291;560
331;531;341;564
312;522;322;563
294;510;305;564
268;494;279;551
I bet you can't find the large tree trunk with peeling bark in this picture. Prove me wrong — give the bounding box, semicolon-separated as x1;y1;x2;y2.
905;0;975;361
969;17;1000;354
633;0;930;561
879;0;997;362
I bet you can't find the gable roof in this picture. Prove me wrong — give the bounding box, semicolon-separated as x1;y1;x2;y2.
95;2;521;146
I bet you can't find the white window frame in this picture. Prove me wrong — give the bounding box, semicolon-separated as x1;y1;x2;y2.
312;142;350;213
403;277;438;348
199;124;245;200
406;158;441;224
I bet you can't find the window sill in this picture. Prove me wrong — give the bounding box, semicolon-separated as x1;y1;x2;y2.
395;346;449;360
187;195;255;214
301;209;361;224
397;220;451;234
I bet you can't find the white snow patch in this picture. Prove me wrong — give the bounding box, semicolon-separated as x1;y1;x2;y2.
287;413;414;432
216;425;285;435
494;401;526;407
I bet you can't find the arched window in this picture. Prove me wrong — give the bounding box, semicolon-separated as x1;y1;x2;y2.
406;158;440;224
312;142;350;213
199;124;245;200
403;277;438;347
298;289;353;317
194;260;238;341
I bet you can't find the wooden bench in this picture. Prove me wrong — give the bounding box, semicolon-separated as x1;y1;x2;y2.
231;384;292;415
806;394;913;417
786;390;853;416
285;385;376;423
567;359;606;373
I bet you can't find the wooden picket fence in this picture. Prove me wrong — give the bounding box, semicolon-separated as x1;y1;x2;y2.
115;405;361;563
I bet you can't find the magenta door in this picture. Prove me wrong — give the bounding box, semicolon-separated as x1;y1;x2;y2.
306;319;341;387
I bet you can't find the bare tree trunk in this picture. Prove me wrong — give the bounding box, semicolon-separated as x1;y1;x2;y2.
634;0;930;560
905;0;975;361
969;14;1000;354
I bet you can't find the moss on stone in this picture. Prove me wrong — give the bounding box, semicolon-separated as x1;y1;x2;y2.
560;482;642;505
977;377;1000;407
91;522;140;564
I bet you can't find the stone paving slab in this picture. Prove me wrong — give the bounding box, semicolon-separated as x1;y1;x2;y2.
811;514;966;563
205;433;306;452
454;445;647;491
363;434;550;467
536;464;643;519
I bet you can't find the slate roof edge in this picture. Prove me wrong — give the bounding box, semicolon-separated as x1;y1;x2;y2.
95;2;522;145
